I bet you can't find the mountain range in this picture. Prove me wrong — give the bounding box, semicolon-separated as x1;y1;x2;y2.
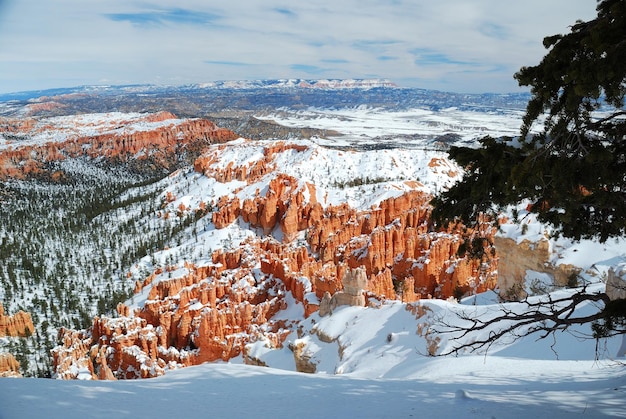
0;79;530;117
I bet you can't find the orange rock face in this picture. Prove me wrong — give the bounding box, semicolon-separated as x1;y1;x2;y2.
209;161;497;302
0;353;21;377
0;303;35;338
52;327;97;380
54;254;292;379
0;112;238;180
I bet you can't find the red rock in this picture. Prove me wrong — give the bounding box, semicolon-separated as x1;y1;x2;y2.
52;139;499;379
212;196;241;229
0;353;21;377
0;303;35;338
0;113;238;180
52;327;96;380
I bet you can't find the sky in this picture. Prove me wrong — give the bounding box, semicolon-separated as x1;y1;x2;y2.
0;0;598;94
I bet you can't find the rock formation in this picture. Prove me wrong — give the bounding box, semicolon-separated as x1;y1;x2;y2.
52;139;498;379
0;353;21;378
495;236;581;300
52;327;97;380
0;112;238;180
319;267;368;316
54;253;293;379
606;263;626;301
0;303;35;337
290;340;317;373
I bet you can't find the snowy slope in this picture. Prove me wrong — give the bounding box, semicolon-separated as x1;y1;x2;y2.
180;137;461;210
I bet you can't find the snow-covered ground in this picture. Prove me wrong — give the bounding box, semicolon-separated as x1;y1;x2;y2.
1;360;624;418
257;106;525;148
2;360;620;418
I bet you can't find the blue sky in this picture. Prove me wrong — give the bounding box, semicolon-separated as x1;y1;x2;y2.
0;0;597;94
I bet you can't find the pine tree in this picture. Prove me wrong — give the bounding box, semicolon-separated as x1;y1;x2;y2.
432;0;626;242
431;0;626;351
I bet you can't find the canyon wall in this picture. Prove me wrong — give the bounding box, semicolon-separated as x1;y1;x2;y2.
0;112;238;179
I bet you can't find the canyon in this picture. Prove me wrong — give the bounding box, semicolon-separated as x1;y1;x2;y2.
0;89;611;380
0;81;623;419
51;134;501;379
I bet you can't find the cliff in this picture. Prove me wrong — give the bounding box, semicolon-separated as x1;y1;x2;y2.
0;303;35;337
0;112;238;179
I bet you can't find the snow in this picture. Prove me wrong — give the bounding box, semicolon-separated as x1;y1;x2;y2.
257;106;525;145
0;112;187;150
1;297;625;418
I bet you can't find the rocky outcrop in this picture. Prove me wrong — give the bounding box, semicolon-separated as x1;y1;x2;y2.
319;267;368;316
290;340;317;373
495;236;581;300
0;112;238;180
0;303;35;337
607;263;626;301
212;196;241;229
0;353;21;378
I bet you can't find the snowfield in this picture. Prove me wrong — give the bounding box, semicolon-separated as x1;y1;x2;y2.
257;106;525;147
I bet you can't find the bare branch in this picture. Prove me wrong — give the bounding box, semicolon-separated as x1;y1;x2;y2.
434;289;612;356
588;110;626;128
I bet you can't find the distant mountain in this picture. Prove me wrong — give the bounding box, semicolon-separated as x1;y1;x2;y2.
0;79;531;118
193;78;399;89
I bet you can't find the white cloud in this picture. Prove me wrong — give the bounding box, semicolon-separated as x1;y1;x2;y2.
0;0;598;93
